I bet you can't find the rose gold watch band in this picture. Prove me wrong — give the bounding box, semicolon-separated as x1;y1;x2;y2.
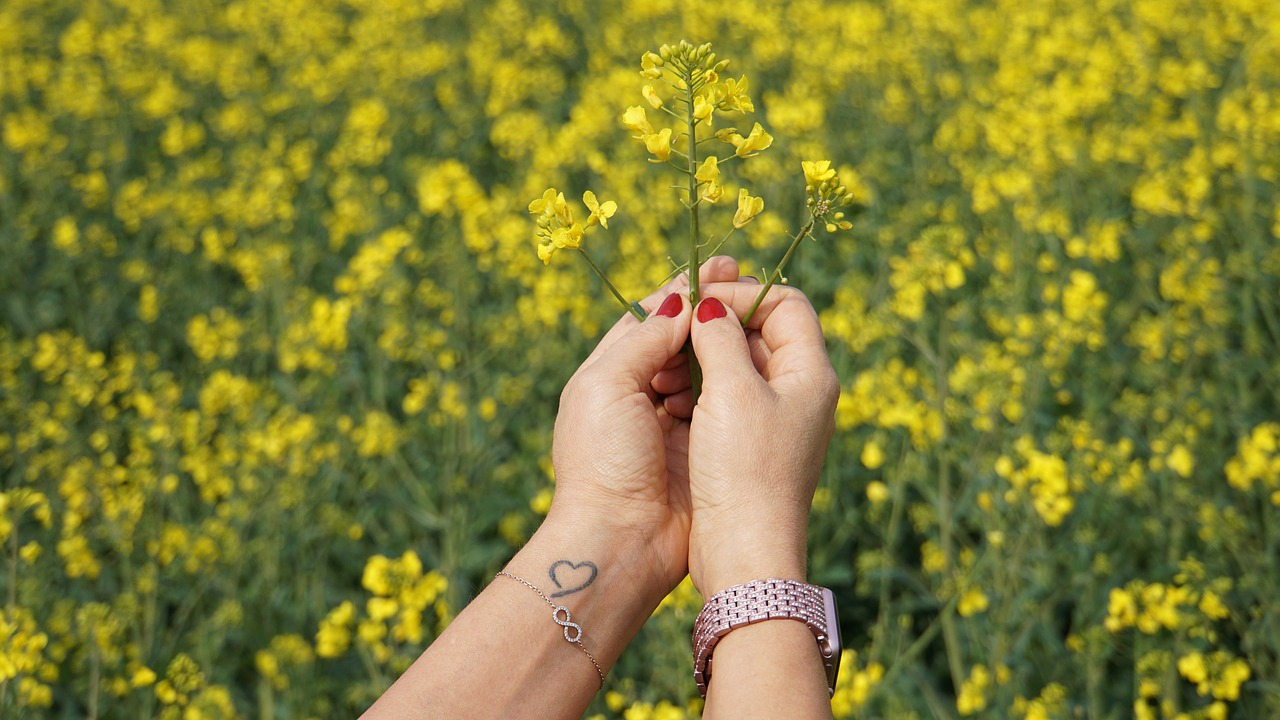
692;578;841;698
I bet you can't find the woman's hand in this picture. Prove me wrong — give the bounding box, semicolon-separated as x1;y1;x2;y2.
684;285;840;597
545;257;742;602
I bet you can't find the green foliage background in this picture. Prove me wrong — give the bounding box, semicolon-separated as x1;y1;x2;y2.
2;0;1279;718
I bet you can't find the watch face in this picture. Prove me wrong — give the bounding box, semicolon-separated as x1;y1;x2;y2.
820;588;841;693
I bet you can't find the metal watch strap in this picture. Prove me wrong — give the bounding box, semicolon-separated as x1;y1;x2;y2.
692;578;840;698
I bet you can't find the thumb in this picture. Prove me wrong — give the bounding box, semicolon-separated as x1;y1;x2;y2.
690;297;761;392
586;292;692;390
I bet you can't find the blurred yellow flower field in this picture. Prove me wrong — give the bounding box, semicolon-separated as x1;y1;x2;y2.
2;0;1279;717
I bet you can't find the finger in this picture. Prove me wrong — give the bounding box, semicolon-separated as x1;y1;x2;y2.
661;352;689;372
688;297;765;394
663;389;696;420
699;283;827;358
651;364;692;396
746;330;772;376
578;292;693;392
582;256;742;369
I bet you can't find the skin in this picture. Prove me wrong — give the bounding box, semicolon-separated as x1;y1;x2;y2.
360;258;838;720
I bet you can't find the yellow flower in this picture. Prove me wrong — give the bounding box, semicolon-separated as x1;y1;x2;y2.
866;481;891;504
803;160;837;188
731;122;773;158
537;237;555;265
131;667;157;688
958;588;990;617
700;180;724;204
695;156;720;183
861;440;885;469
528;188;572;227
640;51;663;79
583;191;617;229
693;93;714;123
528;188;557;215
551;223;585;250
732;188;764;228
1166;444;1194;478
716;76;754;113
696;157;723;203
621;106;653;138
642;85;663;110
643;128;672;162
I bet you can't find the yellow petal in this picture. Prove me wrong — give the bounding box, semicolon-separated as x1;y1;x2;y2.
695;156;720;183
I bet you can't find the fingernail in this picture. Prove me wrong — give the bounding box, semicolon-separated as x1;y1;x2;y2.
697;297;726;323
655;293;683;318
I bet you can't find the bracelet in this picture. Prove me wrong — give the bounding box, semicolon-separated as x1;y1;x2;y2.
495;570;606;689
691;578;841;698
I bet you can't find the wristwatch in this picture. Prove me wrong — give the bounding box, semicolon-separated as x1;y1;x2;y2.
692;578;841;697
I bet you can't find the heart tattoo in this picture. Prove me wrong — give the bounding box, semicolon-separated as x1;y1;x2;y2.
548;560;598;598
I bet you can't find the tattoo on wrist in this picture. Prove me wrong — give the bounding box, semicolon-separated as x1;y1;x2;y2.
548;560;598;598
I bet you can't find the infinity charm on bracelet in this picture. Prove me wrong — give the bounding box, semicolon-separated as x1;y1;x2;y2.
494;570;605;688
553;605;583;643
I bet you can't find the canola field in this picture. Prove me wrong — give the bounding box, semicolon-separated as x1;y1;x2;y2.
2;0;1280;717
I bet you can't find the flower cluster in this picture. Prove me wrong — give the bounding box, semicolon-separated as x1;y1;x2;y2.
530;189;616;265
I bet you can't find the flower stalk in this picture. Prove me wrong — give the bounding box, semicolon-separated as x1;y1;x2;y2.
579;248;648;322
741;218;816;325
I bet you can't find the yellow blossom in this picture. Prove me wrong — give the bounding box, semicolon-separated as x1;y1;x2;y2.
861;440;885;469
730;122;773;158
693;93;714;123
583;191;617;229
642;129;673;162
732;188;764;228
621;106;653;137
640;51;663;79
715;76;754;113
866;481;890;504
803;160;837;188
642;85;663;109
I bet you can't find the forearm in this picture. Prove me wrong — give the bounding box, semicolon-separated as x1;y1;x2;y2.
702;619;834;720
361;514;668;720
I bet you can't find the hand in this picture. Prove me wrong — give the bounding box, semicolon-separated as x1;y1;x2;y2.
685;285;840;597
546;257;743;602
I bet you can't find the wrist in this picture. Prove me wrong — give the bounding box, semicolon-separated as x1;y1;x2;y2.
503;514;669;671
690;527;808;597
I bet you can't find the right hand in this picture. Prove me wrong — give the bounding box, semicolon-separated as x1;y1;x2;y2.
685;285;841;597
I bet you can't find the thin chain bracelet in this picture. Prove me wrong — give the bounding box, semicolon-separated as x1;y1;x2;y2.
494;570;606;689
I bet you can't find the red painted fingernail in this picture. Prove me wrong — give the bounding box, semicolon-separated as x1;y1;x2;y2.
697;297;727;323
655;293;683;318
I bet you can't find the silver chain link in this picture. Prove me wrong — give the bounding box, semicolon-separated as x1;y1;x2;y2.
495;571;606;689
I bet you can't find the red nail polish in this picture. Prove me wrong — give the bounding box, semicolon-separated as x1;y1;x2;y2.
697;297;727;323
655;293;683;318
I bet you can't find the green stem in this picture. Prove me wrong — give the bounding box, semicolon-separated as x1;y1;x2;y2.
683;66;704;398
685;80;702;306
578;248;646;321
741;218;816;325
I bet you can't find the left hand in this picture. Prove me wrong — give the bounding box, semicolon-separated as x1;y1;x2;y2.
546;257;742;600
